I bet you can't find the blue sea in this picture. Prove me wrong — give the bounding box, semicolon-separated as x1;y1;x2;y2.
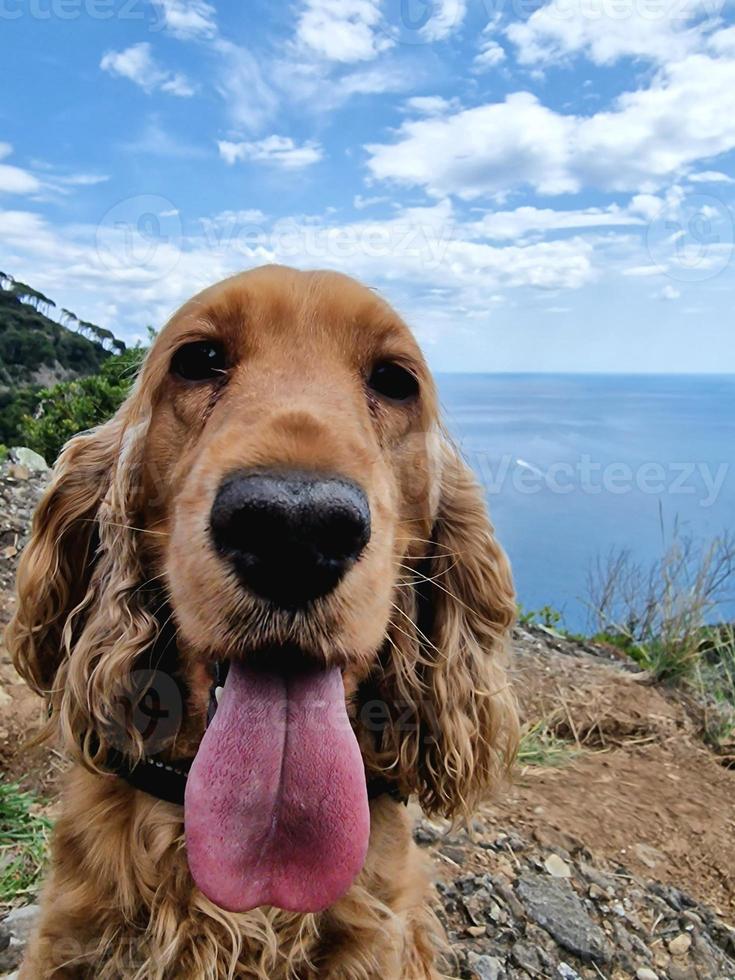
438;374;735;633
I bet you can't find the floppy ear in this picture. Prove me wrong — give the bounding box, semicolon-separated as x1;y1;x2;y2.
6;402;161;762
376;443;519;819
6;420;123;697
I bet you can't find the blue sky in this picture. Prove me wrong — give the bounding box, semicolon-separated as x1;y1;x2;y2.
1;0;735;371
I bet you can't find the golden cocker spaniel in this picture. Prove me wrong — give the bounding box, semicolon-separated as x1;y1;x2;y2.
8;265;518;979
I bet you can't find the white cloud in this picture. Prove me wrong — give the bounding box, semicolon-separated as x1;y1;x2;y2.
295;0;391;62
0;165;41;195
0;145;41;195
403;95;461;115
213;40;279;133
100;43;195;97
623;264;665;277
0;199;600;347
218;136;324;169
710;24;735;54
507;0;719;66
366;52;735;197
54;173;110;187
366;92;575;198
657;283;682;300
268;55;418;120
687;169;735;183
466;202;648;240
153;0;217;40
353;193;391;209
473;38;506;72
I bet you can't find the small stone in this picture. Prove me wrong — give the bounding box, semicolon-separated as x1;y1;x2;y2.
2;905;40;944
589;884;607;900
9;447;49;472
668;933;692;956
2;545;17;558
636;969;658;980
487;901;508;925
466;925;486;937
667;964;697;980
467;952;503;980
557;964;583;980
545;854;572;878
6;463;30;481
440;845;465;865
511;941;544;976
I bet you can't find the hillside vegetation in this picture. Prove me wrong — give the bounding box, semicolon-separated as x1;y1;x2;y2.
0;272;129;453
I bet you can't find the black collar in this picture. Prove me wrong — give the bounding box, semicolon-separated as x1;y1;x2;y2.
103;746;407;807
97;627;407;807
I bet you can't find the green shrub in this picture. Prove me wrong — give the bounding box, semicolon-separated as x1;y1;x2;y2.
518;604;564;630
18;346;145;463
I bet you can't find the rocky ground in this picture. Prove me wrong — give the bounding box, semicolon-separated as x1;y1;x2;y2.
1;460;734;979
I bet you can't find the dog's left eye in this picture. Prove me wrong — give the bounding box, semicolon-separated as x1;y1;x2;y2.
367;361;419;402
171;341;227;382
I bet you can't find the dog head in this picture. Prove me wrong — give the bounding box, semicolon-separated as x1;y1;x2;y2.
8;265;518;911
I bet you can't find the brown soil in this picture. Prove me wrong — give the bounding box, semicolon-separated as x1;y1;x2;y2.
491;629;735;920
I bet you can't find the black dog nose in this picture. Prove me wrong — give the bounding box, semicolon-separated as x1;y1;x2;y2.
210;470;371;608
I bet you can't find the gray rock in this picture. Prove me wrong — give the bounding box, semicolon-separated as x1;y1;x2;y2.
467;952;503;980
0;904;40;974
1;905;40;945
8;447;49;473
511;941;546;976
557;964;583;980
516;873;611;964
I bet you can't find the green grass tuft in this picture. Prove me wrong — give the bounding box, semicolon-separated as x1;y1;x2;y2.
517;722;579;769
0;779;51;906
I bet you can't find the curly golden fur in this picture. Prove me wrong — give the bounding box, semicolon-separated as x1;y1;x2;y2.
7;266;518;979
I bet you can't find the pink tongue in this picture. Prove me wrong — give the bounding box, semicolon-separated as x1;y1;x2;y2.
184;660;370;913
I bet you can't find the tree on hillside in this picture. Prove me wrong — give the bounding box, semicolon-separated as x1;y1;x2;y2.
59;308;78;328
10;282;56;316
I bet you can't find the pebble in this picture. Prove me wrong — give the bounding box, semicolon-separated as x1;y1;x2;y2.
545;854;572;878
668;933;693;956
557;964;583;980
636;969;658;980
466;952;502;980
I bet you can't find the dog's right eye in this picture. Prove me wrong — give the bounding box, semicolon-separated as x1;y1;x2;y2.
170;341;227;382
